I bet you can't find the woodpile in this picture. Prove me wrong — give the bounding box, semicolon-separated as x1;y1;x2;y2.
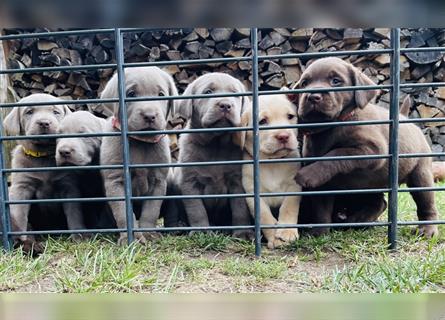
3;28;445;157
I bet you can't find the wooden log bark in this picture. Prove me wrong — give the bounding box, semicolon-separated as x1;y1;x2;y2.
1;33;15;168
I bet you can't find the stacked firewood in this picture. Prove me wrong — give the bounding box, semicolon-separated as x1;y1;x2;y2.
3;28;445;156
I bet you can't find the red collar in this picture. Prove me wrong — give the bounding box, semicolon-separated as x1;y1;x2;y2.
112;117;165;144
302;110;356;137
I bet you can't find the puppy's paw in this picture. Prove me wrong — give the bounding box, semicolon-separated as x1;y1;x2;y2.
232;229;255;241
306;227;330;237
415;225;439;238
275;228;299;243
142;232;161;241
117;232;147;245
295;166;325;189
14;238;45;257
69;233;92;242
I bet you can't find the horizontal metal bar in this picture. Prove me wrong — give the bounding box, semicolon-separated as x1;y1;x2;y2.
399;186;445;193
0;63;116;75
123;49;395;69
7;186;445;205
4;164;122;173
6;196;124;205
132;221;392;232
5;219;445;237
4;188;391;205
124;56;251;68
261;49;393;60
0;119;393;142
0;28;114;40
397;220;445;226
9;150;445;174
400;47;445;53
0;84;393;109
400;82;445;89
4;154;393;174
0;97;119;109
400;117;445;124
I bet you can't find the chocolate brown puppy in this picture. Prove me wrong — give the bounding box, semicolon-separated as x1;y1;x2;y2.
293;57;439;237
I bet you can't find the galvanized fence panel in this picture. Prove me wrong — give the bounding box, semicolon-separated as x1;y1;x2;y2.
0;28;443;256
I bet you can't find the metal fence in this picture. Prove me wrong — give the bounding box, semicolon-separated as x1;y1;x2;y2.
0;28;444;256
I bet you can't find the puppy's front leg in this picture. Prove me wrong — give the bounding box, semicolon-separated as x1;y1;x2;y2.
103;171;145;245
9;182;35;243
229;182;254;240
296;146;385;189
245;196;277;248
275;192;301;247
60;182;88;241
181;182;209;228
305;195;335;236
139;178;167;240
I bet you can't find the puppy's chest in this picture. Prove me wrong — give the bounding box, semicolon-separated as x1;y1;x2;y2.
260;164;298;193
304;131;347;157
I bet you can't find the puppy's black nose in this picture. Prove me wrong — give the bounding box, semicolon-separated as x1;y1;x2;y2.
142;113;156;123
308;93;322;103
58;147;73;158
219;103;232;113
37;119;51;129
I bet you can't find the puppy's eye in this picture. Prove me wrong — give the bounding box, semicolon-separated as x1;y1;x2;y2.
331;78;342;86
158;91;165;97
204;89;213;95
259;118;268;125
25;109;33;115
300;79;308;88
53;109;61;115
287;114;296;120
127;90;136;98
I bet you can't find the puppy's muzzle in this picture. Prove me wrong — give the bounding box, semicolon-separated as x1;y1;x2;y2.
275;132;290;145
218;102;233;115
141;111;157;125
58;146;74;159
36;119;54;133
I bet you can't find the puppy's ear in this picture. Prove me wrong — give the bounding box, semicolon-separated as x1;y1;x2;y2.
175;82;194;122
241;95;251;115
288;81;300;105
62;104;72;115
165;71;179;120
3;107;21;136
400;95;411;117
99;73;119;117
350;65;379;109
232;108;251;150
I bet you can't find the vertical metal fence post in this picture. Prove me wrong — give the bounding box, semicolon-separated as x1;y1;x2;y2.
388;28;401;250
0;124;11;250
114;28;135;244
251;28;262;256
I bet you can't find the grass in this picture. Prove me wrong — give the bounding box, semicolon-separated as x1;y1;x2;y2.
1;185;445;293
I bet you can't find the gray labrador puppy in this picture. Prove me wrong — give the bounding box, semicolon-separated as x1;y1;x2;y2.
4;93;83;252
100;67;177;244
175;72;253;239
56;111;115;230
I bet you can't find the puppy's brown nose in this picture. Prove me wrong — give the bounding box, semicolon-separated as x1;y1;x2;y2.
308;93;322;103
275;132;289;144
58;147;73;158
37;119;51;129
219;102;232;113
142;113;156;123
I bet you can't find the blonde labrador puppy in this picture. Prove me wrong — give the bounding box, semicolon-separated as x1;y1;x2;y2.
235;93;301;248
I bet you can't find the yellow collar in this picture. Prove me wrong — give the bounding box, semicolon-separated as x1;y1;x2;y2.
22;146;54;158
